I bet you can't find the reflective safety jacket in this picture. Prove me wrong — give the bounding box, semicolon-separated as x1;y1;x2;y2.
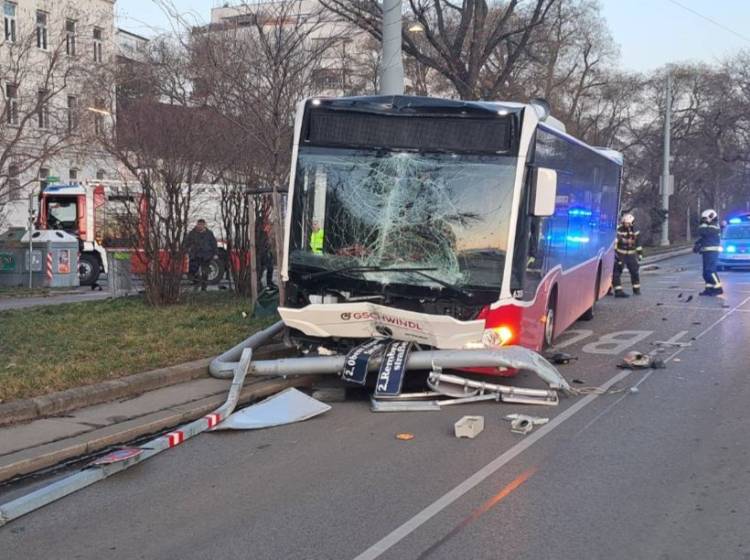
694;222;722;253
310;228;324;254
615;225;642;256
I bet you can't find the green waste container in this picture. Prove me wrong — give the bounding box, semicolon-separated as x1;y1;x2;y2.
0;228;79;288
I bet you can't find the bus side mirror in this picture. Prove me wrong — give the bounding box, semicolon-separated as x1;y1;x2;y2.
531;167;557;217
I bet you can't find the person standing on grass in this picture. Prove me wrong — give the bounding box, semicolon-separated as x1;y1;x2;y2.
185;219;218;291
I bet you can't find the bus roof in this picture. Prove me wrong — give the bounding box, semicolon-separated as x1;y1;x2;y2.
307;95;623;166
538;122;624;166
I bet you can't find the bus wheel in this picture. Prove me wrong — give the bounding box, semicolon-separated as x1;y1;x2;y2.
543;297;556;349
78;254;100;286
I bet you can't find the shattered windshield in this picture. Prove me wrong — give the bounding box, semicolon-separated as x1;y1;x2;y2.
289;147;518;293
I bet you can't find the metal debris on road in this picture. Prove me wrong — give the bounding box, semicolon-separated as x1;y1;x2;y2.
454;416;484;439
427;370;560;406
504;414;549;435
211;388;331;430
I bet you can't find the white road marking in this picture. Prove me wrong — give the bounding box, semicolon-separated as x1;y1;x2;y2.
581;330;653;355
550;329;594;349
352;294;750;560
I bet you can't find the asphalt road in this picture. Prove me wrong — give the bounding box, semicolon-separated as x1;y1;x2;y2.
2;254;750;560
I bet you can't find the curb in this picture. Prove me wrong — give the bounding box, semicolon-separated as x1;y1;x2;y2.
0;375;317;483
642;247;693;266
0;343;290;427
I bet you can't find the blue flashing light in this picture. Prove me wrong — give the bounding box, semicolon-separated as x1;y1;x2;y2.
568;208;593;218
729;218;742;225
566;235;590;244
726;245;737;253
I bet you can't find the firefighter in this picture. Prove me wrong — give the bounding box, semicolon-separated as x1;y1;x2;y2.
693;209;723;296
612;213;643;297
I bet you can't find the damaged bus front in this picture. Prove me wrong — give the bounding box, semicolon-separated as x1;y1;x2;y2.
279;95;621;370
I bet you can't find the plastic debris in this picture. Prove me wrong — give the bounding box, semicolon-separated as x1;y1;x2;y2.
311;387;348;402
618;351;665;370
629;387;639;394
504;414;549;435
454;416;484;439
212;388;331;430
90;448;143;465
395;433;415;441
545;352;578;365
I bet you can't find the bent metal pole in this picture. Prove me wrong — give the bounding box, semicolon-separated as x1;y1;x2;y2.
0;322;284;528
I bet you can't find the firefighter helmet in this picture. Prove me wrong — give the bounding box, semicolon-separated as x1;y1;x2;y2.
701;209;718;222
620;213;635;225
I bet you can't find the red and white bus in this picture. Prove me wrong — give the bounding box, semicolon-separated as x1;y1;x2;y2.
278;96;622;371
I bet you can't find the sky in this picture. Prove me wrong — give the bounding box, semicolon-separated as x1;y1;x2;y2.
116;0;750;72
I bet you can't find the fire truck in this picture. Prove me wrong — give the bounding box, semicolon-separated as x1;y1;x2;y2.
36;182;228;286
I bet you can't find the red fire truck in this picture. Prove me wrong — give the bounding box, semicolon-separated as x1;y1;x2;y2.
36;182;228;285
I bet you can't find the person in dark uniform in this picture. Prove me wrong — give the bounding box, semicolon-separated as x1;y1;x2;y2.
612;213;643;298
185;219;218;291
693;209;723;296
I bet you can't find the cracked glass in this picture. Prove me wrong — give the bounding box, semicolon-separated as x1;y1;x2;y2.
290;147;518;293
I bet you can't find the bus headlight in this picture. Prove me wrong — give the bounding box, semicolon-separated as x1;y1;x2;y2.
482;326;514;347
726;245;737;253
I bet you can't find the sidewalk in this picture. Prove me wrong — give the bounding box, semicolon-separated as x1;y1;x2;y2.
0;373;314;483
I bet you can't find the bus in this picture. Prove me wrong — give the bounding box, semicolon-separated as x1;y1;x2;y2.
278;95;622;371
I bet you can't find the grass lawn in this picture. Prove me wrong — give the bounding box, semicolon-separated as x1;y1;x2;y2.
0;292;277;402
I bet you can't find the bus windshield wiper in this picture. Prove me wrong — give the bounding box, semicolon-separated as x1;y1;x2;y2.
302;265;438;281
302;265;473;300
399;269;474;300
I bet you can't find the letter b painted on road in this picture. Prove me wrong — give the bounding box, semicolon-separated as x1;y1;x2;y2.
581;330;653;355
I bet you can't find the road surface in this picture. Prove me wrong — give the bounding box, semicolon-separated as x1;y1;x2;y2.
2;254;749;560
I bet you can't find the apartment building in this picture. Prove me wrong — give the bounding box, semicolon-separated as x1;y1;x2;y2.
208;0;377;97
0;0;116;226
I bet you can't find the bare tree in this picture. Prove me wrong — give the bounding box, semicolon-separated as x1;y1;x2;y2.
92;37;233;305
321;0;557;99
190;1;345;304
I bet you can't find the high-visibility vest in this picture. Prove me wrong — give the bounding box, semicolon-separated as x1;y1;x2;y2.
310;229;324;254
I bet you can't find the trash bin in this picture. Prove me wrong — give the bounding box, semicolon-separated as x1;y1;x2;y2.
108;251;134;298
0;228;79;288
0;228;28;287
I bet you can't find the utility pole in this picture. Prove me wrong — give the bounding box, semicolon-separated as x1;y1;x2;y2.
660;70;672;246
379;0;404;95
27;192;34;288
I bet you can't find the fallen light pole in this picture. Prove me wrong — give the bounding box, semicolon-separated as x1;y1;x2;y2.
2;320;570;527
0;322;284;528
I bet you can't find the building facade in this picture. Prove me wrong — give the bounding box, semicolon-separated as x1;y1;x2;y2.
0;0;116;227
208;0;378;97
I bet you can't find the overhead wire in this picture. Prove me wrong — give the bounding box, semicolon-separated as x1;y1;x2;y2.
663;0;750;45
